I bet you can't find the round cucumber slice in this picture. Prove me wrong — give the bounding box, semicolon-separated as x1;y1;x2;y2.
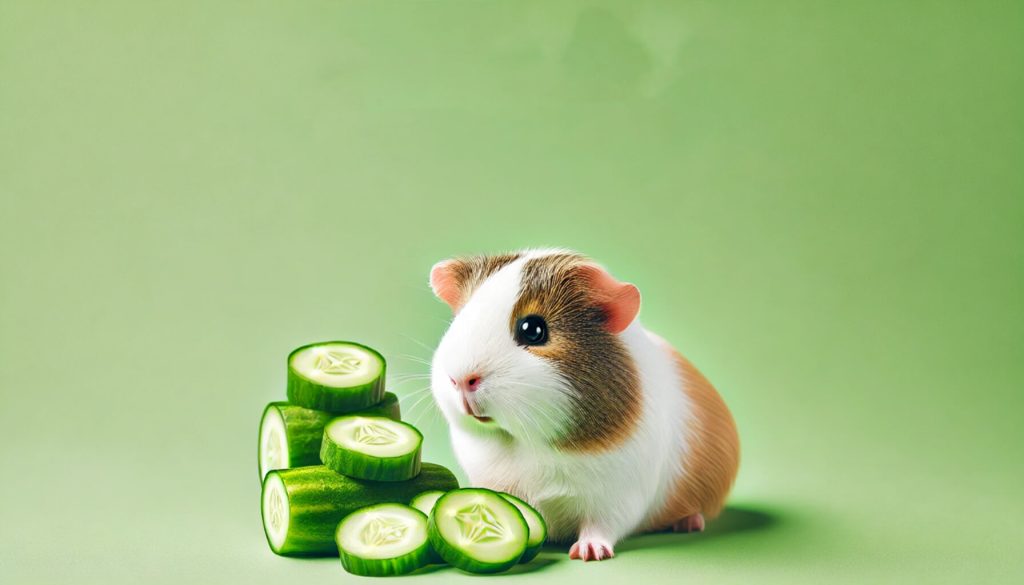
410;490;446;516
499;493;547;562
287;341;386;412
428;488;528;573
258;394;402;481
320;416;423;481
336;504;430;576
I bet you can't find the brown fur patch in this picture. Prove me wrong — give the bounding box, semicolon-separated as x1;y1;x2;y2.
510;252;642;453
644;346;740;530
446;253;522;310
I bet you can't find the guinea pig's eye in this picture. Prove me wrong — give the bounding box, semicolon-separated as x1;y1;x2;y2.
514;315;549;346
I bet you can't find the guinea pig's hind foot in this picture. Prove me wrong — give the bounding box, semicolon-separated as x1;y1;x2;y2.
569;537;615;561
671;513;705;533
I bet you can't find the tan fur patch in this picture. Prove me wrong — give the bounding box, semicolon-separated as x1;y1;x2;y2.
447;253;522;310
510;253;642;453
644;348;740;530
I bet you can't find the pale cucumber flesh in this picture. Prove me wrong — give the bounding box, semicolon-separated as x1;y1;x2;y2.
410;490;446;516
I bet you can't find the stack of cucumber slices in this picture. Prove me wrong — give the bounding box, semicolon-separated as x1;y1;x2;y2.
259;341;547;576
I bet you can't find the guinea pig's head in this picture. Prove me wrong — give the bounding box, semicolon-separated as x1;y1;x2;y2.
429;250;643;451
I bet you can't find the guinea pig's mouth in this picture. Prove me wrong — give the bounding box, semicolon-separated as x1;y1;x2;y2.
460;394;494;423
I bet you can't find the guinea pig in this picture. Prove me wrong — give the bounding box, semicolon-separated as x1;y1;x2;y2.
428;249;739;562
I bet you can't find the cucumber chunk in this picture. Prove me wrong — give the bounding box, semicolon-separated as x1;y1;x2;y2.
499;493;547;562
261;463;458;557
320;415;422;481
258;402;329;481
427;488;528;573
410;490;446;516
287;341;386;412
258;393;401;480
358;391;402;421
336;504;430;576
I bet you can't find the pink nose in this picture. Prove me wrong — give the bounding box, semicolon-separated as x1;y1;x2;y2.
450;374;483;392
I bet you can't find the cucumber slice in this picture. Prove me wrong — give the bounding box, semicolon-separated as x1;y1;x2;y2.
410;490;446;516
320;416;422;481
258;403;330;481
287;341;386;412
336;504;430;576
427;488;528;573
261;463;459;557
257;393;401;480
499;493;547;562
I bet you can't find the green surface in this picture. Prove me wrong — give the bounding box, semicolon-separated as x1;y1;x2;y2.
0;1;1021;583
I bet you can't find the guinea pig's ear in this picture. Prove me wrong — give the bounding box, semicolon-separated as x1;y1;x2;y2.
577;263;641;334
430;259;465;311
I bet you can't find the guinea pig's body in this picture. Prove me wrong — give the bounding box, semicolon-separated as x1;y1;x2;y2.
429;250;739;561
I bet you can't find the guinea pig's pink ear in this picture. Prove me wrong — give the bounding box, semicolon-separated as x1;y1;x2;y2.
577;263;641;334
430;259;464;311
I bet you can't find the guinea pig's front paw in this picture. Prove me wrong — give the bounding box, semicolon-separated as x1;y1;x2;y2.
569;537;615;562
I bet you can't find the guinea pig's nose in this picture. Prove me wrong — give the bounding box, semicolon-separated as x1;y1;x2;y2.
452;374;483;392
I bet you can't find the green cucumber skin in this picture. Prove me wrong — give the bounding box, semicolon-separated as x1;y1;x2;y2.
319;420;423;482
320;439;422;482
286;341;386;413
427;488;527;574
262;463;458;557
358;392;402;421
519;542;542;564
258;394;402;479
339;542;430;577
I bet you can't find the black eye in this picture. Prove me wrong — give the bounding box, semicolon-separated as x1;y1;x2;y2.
515;315;549;346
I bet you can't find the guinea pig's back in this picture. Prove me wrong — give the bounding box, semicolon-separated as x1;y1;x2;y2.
644;337;740;531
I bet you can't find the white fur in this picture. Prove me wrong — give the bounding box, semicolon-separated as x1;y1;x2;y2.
430;251;694;552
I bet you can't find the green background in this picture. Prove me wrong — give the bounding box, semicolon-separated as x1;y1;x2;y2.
1;1;1021;583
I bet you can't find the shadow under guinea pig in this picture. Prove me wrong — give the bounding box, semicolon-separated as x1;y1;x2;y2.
612;505;783;554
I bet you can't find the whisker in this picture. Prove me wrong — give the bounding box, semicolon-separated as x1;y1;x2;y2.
395;386;433;400
396;354;434;367
409;392;440;427
388;373;433;383
397;333;438;356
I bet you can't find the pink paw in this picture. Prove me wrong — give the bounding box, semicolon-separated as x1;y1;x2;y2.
569;537;615;562
672;513;705;533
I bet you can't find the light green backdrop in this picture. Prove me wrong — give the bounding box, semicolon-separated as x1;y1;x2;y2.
1;1;1021;583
